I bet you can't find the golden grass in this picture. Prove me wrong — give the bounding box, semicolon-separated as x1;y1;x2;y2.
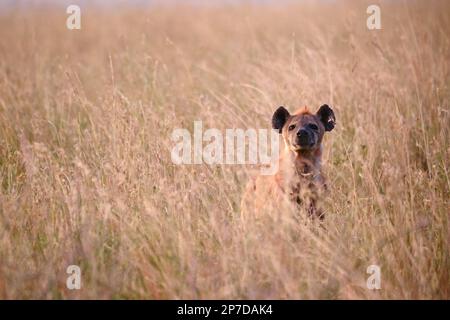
0;0;449;299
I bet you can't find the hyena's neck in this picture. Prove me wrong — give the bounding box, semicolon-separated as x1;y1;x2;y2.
283;145;323;176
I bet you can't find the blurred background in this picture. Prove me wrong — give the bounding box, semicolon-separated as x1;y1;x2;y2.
0;0;448;299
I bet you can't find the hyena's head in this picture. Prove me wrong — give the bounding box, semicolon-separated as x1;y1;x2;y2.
272;104;336;152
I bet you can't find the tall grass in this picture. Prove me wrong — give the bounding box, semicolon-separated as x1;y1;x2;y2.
0;0;448;299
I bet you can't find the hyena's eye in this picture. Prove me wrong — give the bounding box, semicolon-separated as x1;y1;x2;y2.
308;124;319;131
288;124;296;131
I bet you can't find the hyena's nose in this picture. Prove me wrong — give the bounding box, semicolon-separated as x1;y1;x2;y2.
297;129;309;144
297;129;308;137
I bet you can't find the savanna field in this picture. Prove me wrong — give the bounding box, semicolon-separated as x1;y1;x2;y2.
0;0;449;299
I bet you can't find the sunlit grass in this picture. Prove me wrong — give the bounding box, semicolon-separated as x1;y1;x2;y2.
0;0;448;299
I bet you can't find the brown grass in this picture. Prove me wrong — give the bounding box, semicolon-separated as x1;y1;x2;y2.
0;0;449;299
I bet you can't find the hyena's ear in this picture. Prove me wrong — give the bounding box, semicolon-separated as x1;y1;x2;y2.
316;104;336;132
272;106;290;134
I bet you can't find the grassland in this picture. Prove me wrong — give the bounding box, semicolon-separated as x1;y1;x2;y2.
0;0;449;299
